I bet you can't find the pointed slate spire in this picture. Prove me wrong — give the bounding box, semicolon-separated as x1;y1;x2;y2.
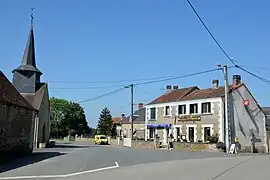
13;9;42;74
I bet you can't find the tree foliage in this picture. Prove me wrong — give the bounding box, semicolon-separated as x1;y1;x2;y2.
97;107;113;136
111;123;117;138
50;97;92;138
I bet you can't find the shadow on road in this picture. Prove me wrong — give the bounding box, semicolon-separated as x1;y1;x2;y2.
53;144;91;148
0;152;66;173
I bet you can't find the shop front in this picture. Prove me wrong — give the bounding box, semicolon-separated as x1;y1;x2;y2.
146;124;171;145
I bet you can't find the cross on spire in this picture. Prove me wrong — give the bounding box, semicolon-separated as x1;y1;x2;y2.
12;7;42;74
31;8;35;26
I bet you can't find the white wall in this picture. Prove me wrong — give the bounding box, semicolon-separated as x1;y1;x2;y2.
230;85;267;152
144;97;224;142
145;97;222;120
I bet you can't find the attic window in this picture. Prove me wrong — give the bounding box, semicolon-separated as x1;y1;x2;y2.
190;103;198;114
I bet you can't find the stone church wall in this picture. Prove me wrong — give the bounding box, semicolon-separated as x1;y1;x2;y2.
0;104;35;156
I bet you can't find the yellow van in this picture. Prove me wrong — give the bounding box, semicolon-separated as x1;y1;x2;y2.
94;135;108;145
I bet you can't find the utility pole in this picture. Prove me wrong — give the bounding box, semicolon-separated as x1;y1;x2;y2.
223;65;230;153
130;84;134;139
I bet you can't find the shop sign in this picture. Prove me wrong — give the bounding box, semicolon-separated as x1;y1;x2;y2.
178;115;201;121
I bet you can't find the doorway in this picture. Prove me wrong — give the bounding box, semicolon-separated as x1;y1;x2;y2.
174;127;181;141
149;128;154;139
204;127;211;142
188;127;194;142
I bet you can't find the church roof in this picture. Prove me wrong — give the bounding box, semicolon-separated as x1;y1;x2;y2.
0;71;34;110
21;83;48;110
12;24;42;74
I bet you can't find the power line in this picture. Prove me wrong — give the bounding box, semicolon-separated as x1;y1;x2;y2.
78;87;127;103
237;66;270;84
186;0;270;85
134;67;232;86
186;0;236;65
49;67;233;90
47;75;177;84
76;67;228;103
50;84;125;90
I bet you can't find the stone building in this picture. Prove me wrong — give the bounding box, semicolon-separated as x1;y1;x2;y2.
145;75;268;153
12;22;51;147
0;70;36;155
122;103;145;139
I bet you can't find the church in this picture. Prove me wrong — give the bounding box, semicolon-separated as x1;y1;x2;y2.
12;19;51;148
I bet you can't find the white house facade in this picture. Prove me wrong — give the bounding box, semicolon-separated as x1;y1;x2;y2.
145;96;224;144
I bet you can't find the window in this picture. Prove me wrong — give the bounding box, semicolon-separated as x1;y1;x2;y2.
165;106;170;116
100;136;107;139
189;103;198;114
201;102;211;114
178;105;186;115
150;108;156;120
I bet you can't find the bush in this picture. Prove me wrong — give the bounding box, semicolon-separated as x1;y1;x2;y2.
216;142;226;152
207;135;219;144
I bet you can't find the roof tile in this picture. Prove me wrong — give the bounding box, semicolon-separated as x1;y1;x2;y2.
21;83;48;110
147;84;241;105
148;87;198;105
0;71;34;110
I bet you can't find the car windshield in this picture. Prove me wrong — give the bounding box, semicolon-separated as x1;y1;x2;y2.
100;136;106;139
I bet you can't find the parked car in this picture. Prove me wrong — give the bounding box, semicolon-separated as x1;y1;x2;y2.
94;135;108;145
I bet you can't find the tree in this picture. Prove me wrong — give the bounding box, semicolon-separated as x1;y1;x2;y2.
90;128;97;138
97;107;113;136
50;97;70;138
50;97;91;138
111;123;117;138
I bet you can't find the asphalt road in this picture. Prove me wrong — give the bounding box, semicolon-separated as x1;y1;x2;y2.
0;141;266;180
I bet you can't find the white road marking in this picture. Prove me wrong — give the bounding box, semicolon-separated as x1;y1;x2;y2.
0;161;120;179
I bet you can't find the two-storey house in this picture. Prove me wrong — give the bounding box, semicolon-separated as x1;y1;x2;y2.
145;75;268;153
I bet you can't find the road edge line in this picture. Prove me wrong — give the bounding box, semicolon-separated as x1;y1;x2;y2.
0;161;120;180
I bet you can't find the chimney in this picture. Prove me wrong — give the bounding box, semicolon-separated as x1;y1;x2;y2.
138;103;143;109
233;75;241;87
212;79;219;89
173;85;179;90
121;113;125;120
166;85;172;92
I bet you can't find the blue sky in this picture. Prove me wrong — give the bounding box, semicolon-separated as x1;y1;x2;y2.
1;0;270;127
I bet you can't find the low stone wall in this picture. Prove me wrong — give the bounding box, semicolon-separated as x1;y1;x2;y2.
172;142;221;152
110;139;154;149
132;140;155;149
240;145;266;153
75;137;94;142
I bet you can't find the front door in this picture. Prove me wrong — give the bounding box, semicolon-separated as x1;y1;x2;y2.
188;127;194;142
204;127;211;142
149;128;154;139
